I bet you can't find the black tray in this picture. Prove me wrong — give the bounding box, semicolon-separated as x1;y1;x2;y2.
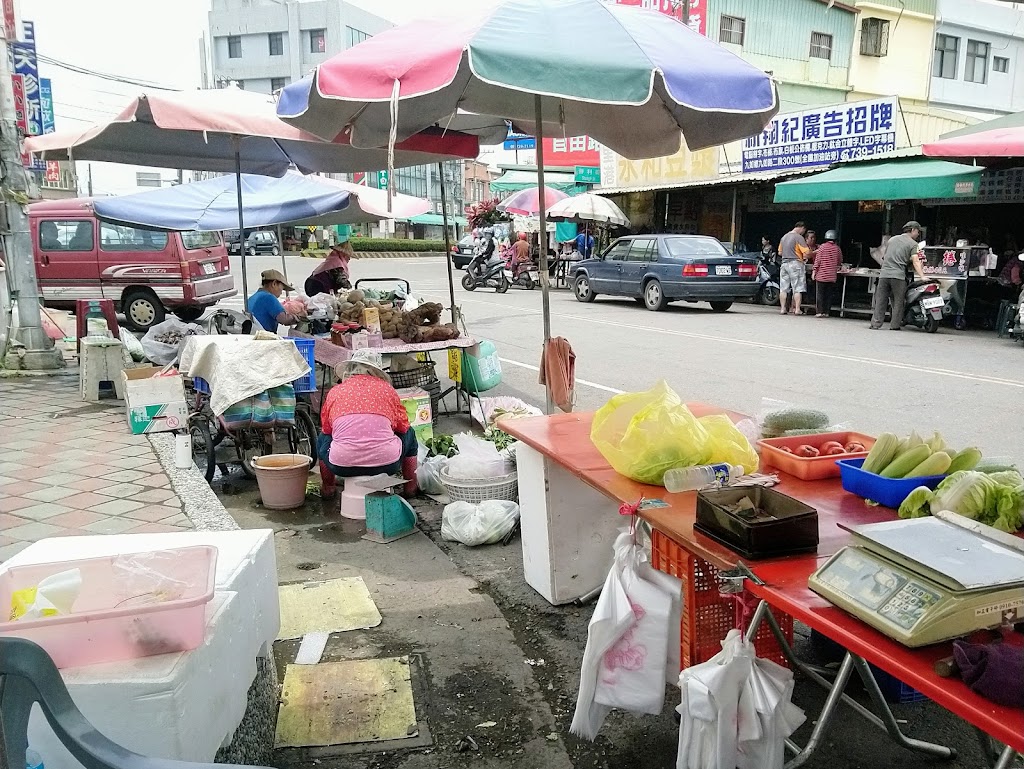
695;486;818;560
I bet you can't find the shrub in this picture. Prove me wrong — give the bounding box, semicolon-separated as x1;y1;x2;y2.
349;238;447;252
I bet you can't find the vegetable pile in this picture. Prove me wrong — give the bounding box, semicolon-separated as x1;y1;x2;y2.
899;470;1024;532
761;408;830;439
334;292;460;343
861;431;979;480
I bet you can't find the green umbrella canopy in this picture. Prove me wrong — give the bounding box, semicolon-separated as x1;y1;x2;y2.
773;159;983;203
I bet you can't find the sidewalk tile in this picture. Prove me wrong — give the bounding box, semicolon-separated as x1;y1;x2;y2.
4;440;40;451
33;473;85;487
0;481;47;497
8;467;50;481
137;475;169;488
0;542;29;561
66;477;111;492
124;505;181;523
17;455;61;468
137;463;165;474
62;492;116;510
100;469;150;483
15;503;72;521
23;487;78;503
96;483;145;499
47;460;94;474
130;523;189;534
107;457;154;470
131;488;176;504
49;510;107;529
0;477;16;488
82;517;141;535
88;499;143;516
0;514;30;530
0;497;36;514
5;521;64;541
160;514;191;527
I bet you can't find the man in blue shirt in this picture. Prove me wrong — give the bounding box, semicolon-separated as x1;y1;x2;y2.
575;230;595;259
248;269;300;333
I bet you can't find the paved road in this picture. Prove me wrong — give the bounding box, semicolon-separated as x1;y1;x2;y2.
229;254;1024;462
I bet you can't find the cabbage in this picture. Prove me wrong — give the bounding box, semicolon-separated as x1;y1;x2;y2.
897;470;1024;532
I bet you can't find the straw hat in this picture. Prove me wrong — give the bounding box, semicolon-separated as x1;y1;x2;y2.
334;349;390;383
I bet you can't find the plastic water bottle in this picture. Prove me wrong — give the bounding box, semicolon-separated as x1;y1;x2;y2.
26;748;43;769
663;463;742;493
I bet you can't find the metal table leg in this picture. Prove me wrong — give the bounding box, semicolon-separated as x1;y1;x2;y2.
840;274;848;318
743;600;956;767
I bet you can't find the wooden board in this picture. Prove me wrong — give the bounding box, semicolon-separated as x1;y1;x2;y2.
275;658;417;748
277;578;382;639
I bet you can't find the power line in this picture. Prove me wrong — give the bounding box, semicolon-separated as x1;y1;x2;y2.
35;53;181;91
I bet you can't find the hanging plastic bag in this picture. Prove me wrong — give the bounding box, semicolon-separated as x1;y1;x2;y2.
700;415;759;475
441;500;520;546
591;380;711;485
119;328;147;362
416;455;449;496
571;531;683;739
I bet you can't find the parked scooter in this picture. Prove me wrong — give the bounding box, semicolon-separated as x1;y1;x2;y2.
462;250;510;293
503;249;537;290
202;308;253;335
903;278;944;332
754;255;781;306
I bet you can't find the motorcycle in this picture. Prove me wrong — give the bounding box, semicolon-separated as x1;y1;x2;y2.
754;256;781;306
503;249;538;290
903;278;944;333
462;250;510;293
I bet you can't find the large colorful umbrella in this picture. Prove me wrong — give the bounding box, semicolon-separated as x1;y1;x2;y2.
547;193;629;228
922;126;1024;160
278;0;777;409
25;86;479;310
497;186;568;216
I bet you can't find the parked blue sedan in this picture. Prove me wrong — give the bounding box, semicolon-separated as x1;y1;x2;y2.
572;234;759;312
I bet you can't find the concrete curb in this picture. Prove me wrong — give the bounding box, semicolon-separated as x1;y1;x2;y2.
148;432;240;532
298;251;445;259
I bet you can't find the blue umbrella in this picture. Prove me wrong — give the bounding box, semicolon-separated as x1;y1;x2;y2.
92;174;351;232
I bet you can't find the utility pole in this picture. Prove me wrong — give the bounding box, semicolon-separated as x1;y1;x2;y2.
0;22;61;369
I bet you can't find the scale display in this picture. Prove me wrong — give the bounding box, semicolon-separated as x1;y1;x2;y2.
809;518;1024;647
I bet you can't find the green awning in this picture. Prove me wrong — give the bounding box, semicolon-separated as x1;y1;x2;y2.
408;213;467;226
490;169;585;194
773;159;984;203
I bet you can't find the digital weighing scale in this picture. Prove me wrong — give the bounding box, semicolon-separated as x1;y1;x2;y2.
809;516;1024;647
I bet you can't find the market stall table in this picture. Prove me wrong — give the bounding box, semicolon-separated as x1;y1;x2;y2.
837;267;879;318
501;411;1023;767
4;530;279;769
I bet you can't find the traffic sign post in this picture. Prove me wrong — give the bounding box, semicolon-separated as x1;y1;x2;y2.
575;166;601;185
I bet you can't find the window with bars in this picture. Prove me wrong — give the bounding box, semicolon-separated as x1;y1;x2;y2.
268;32;283;56
271;77;288;92
718;15;745;46
994;56;1009;74
809;32;832;61
346;27;369;48
860;17;889;57
934;34;959;79
309;29;326;54
227;35;241;59
966;39;990;84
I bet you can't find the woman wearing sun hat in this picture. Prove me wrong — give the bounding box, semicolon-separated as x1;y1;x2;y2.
317;349;418;498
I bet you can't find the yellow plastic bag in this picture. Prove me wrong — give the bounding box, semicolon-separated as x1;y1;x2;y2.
591;380;711;485
699;414;759;475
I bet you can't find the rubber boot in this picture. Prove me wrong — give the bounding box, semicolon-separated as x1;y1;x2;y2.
401;457;418;498
319;461;338;500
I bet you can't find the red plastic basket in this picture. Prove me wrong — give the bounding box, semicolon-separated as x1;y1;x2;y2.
650;529;793;669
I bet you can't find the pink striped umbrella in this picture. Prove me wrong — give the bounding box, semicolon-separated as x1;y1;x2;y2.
497;186;569;216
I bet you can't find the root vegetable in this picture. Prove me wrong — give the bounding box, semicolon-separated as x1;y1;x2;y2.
796;445;820;458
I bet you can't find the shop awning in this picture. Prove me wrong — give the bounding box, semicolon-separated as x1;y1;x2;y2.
407;213;468;226
490;169;584;194
773;159;983;203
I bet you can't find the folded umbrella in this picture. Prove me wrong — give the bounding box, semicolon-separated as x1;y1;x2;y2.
498;186;569;217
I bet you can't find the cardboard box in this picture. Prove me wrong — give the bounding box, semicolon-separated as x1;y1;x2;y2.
398;386;433;444
362;307;381;334
122;367;189;435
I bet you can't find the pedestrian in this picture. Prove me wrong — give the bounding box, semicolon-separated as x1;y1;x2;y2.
871;221;927;330
575;229;595;259
512;232;532;278
812;230;842;318
777;221;808;316
316;349;419;499
248;269;302;333
760;235;776;264
304;239;353;297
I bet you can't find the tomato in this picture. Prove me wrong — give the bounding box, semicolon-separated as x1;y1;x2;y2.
845;442;867;453
796;444;820;457
825;446;846;455
780;446;794;454
820;441;844;453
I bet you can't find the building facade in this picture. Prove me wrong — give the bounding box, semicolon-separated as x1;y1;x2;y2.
463;160;495;208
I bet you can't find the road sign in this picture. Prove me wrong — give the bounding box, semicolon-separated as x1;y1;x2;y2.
503;137;535;150
378;170;389;189
575;166;601;184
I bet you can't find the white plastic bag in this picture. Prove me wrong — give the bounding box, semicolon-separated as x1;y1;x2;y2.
416;455;449;496
141;317;203;366
440;500;519;546
119;328;147;362
446;433;508;479
11;569;82;620
571;531;683;740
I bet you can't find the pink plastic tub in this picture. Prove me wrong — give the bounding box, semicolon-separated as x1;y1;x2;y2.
0;546;217;668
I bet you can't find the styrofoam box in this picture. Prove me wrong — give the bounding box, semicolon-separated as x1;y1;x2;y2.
0;546;216;668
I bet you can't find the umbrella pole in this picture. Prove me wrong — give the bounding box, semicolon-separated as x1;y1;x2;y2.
233;142;249;315
534;95;553;414
438;162;457;325
277;223;287;283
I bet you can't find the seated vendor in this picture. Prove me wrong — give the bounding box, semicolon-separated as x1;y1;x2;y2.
304;239;354;297
248;269;301;333
317;349;418;499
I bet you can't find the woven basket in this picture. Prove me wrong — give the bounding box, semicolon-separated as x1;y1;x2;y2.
440;467;519;504
389;361;441;421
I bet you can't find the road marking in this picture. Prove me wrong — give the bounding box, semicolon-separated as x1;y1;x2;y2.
498;357;625;395
456;296;1024;390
